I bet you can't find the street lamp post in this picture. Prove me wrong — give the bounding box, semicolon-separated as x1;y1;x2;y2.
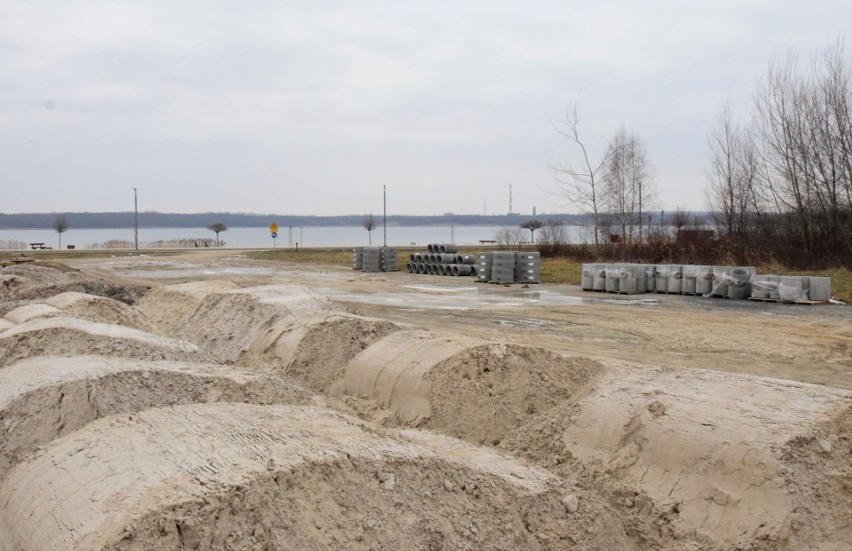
133;187;138;251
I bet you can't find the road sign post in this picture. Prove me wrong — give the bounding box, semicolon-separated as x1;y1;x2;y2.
270;223;279;248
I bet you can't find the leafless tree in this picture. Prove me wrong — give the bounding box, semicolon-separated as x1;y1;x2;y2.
520;219;544;243
602;127;655;242
494;226;525;250
553;103;612;248
207;223;228;247
53;215;69;249
669;206;692;235
537;221;570;256
362;214;376;245
705;36;852;266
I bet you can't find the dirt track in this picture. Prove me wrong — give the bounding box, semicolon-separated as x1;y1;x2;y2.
1;251;850;550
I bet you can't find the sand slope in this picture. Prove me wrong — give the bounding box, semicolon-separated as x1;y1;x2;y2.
0;403;631;551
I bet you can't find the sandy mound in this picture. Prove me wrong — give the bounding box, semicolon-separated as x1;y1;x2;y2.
0;403;631;551
3;291;152;330
501;365;852;550
0;355;312;477
247;314;400;391
778;403;852;551
176;285;339;363
0;319;12;332
0;317;214;367
135;280;240;335
340;330;602;445
0;263;148;311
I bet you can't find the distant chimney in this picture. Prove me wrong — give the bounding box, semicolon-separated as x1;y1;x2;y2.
533;206;536;216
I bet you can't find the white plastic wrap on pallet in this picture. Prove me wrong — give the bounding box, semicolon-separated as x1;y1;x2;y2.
654;266;669;292
593;264;607;291
681;265;699;294
667;265;683;294
808;277;831;301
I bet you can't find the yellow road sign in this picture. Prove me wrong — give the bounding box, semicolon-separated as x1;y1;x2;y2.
269;222;278;233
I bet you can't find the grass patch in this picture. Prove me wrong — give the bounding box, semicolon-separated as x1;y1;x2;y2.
246;248;353;266
540;257;583;285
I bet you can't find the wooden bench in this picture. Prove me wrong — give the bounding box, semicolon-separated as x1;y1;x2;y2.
29;243;49;250
479;239;496;244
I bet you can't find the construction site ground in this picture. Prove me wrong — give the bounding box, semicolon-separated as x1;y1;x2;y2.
1;249;849;550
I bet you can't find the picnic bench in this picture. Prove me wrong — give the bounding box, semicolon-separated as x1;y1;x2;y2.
29;243;52;250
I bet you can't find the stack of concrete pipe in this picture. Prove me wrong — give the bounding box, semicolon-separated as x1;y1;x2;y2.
581;263;831;303
406;244;478;277
353;247;400;273
478;251;541;284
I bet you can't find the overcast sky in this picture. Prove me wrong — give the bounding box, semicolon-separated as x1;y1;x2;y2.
1;1;850;216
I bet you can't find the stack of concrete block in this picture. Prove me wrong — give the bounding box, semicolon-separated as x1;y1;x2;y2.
477;252;493;282
354;247;398;273
380;247;400;272
362;248;382;273
515;252;541;283
490;252;517;284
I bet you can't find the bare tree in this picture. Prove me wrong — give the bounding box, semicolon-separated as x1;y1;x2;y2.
705;36;852;266
520;219;544;243
538;220;570;256
53;215;69;249
494;226;524;250
553;103;612;248
602;127;655;242
362;214;375;245
207;223;228;247
669;206;692;235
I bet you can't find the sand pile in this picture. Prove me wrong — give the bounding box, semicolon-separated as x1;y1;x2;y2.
140;283;338;363
338;330;602;446
248;313;400;390
500;364;852;550
2;291;152;330
135;280;240;335
0;403;631;551
0;263;148;312
0;317;214;367
0;355;312;477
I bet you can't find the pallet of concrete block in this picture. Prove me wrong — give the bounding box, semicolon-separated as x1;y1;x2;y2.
477;252;494;282
352;247;364;270
750;274;831;304
489;252;516;284
515;252;541;284
380;247;400;272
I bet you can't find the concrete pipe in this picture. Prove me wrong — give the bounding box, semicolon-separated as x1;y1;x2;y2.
438;244;458;254
681;265;698;294
438;264;447;275
667;265;683;294
453;264;473;276
417;263;427;274
654;266;669;293
605;265;621;293
427;244;435;253
471;265;478;276
727;267;752;300
581;264;594;290
438;254;456;264
459;254;476;265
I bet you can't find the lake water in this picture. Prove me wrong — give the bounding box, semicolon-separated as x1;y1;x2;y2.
0;225;589;249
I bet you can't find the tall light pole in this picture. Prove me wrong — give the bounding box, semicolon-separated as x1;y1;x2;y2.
383;185;387;247
133;187;138;251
